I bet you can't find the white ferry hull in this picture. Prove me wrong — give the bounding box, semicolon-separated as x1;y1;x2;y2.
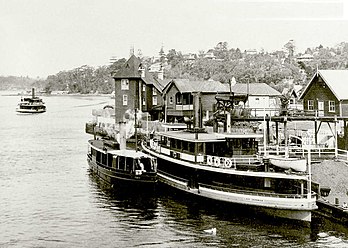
158;172;314;222
16;108;46;114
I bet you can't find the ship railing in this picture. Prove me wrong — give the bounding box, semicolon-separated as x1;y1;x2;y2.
205;155;261;169
200;183;317;199
259;145;336;159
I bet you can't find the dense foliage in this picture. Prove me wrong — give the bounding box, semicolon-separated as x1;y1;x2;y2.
1;41;348;94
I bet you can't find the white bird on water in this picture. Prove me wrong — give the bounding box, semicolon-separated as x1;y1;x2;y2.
204;227;216;235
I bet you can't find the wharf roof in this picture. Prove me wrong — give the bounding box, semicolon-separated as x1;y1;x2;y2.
163;79;228;94
230;83;282;96
300;70;348;100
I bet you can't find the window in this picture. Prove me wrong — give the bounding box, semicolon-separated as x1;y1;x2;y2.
169;96;173;104
142;97;146;106
142;84;146;92
307;100;314;110
123;95;128;106
121;79;129;90
153;96;158;105
153;90;157;96
329;101;335;112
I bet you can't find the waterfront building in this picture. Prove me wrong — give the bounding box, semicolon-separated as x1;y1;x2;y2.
300;70;348;117
112;55;167;122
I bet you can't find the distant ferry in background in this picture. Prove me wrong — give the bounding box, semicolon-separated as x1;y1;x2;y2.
16;88;46;114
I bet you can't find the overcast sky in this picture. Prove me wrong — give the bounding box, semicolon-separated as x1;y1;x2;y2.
0;0;347;78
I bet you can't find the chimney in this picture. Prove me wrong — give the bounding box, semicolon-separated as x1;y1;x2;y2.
158;66;164;80
193;92;202;129
118;122;126;150
138;65;145;78
32;88;35;98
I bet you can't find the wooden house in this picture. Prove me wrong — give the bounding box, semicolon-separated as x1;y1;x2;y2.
299;70;348;117
162;79;228;123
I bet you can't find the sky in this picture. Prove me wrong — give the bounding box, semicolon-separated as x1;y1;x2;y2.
0;0;347;78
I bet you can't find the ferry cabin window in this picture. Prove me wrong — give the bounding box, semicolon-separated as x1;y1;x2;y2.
182;141;188;151
121;79;129;90
96;151;101;164
188;142;195;153
125;157;133;171
197;143;203;154
102;153;107;165
139;157;152;171
118;156;125;170
107;154;113;167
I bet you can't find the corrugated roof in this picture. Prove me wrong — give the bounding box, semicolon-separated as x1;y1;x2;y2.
318;70;348;100
231;83;281;96
299;70;348;100
171;79;228;93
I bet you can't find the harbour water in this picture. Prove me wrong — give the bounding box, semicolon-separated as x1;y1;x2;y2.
0;93;347;247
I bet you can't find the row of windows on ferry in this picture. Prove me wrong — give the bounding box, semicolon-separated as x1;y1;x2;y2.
306;100;336;112
159;136;258;156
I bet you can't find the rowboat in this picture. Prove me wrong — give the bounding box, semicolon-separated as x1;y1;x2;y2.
267;155;307;172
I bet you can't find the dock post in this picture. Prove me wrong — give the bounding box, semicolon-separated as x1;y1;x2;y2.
307;148;312;200
335;115;338;158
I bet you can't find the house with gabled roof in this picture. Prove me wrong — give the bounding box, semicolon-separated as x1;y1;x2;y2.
162;79;228;123
111;55;167;122
299;70;348;117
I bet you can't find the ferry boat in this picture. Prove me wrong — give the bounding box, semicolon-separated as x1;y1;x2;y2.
16;88;46;114
141;127;318;222
87;138;157;191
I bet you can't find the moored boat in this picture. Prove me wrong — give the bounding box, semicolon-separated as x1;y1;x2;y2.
87;139;157;191
267;155;307;172
16;88;46;114
141;128;317;222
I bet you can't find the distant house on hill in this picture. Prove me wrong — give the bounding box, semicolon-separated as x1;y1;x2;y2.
299;70;348;117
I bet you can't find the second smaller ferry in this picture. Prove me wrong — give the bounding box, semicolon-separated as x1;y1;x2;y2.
87;138;157;191
16;88;46;114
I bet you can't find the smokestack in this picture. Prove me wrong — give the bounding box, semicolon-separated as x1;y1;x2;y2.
118;122;126;150
32;88;35;98
193;92;202;129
